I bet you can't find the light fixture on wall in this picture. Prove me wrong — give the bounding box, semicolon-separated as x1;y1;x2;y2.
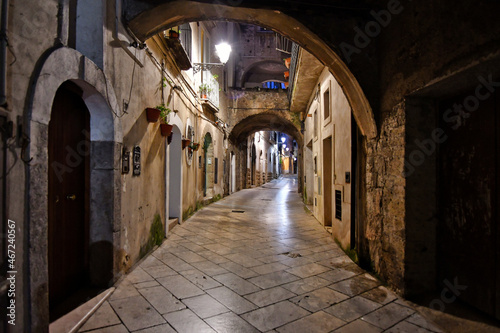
193;42;232;74
281;136;286;143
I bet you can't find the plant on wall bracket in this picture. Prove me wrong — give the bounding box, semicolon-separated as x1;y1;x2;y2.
199;83;212;99
157;103;173;137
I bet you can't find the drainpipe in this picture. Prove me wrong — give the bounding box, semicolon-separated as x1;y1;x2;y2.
0;0;9;106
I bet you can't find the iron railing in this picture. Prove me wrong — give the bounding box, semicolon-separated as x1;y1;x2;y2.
287;43;300;101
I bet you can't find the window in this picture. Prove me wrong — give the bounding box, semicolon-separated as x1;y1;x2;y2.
179;23;192;61
314;109;318;138
323;88;330;120
335;190;342;220
214;158;218;184
263;81;286;89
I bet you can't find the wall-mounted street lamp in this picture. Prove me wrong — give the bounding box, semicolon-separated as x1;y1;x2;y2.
193;42;232;74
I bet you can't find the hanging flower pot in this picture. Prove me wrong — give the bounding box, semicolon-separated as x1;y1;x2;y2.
182;139;191;150
160;123;173;137
284;57;291;68
146;108;161;123
284;71;290;79
189;143;200;151
167;133;173;145
169;30;179;39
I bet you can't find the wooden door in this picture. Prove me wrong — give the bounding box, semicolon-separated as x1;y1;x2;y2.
48;83;90;320
438;89;499;317
323;137;333;227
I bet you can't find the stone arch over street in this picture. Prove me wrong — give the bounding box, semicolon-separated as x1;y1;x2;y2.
124;0;377;139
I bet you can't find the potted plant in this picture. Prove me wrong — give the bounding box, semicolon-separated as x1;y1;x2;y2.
284;82;289;89
189;142;200;151
284;71;290;79
199;83;212;99
146;107;161;123
157;104;173;137
168;29;179;39
284;57;291;68
182;138;191;149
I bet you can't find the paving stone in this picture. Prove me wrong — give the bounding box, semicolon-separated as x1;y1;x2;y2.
164;309;216;332
175;250;207;263
290;287;349;312
219;261;259;279
109;295;165;331
140;256;166;268
318;268;358;283
139;285;186;314
385;320;436;332
244;286;296;307
205;312;260;333
361;302;415;329
206;286;258;314
406;313;444;332
79;301;120;332
241;301;310;331
213;272;261;295
157;253;196;272
225;253;265;267
124;267;154;284
281;276;331;294
249;271;301;289
134;280;160;289
361;286;398;304
276;310;345;332
191;260;230;276
81;324;129;333
333;319;382;333
198;250;231;264
109;281;140;300
285;263;331;278
328;274;381;296
324;296;382;321
181;269;223;290
156;274;204;299
134;324;176;333
142;264;177;279
182;294;230;318
251;262;289;275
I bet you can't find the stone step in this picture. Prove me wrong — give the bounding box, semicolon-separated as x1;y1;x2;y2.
168;218;179;232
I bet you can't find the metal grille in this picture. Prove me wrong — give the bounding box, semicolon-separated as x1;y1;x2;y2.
335;190;342;220
287;43;300;101
275;33;293;54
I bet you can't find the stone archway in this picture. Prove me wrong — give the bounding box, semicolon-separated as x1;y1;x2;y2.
124;0;377;139
26;47;122;330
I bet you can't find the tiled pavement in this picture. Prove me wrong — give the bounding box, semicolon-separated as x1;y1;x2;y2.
79;176;443;333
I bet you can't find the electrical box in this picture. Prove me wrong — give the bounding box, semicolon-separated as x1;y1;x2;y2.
133;145;141;176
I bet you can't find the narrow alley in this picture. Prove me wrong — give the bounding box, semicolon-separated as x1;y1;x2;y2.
71;176;439;333
3;0;500;331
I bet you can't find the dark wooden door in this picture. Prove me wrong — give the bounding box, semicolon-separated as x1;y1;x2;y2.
48;83;90;320
438;89;499;317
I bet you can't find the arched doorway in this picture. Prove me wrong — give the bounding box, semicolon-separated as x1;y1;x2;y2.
230;152;236;193
48;82;92;320
203;133;214;197
251;143;256;186
167;125;182;228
